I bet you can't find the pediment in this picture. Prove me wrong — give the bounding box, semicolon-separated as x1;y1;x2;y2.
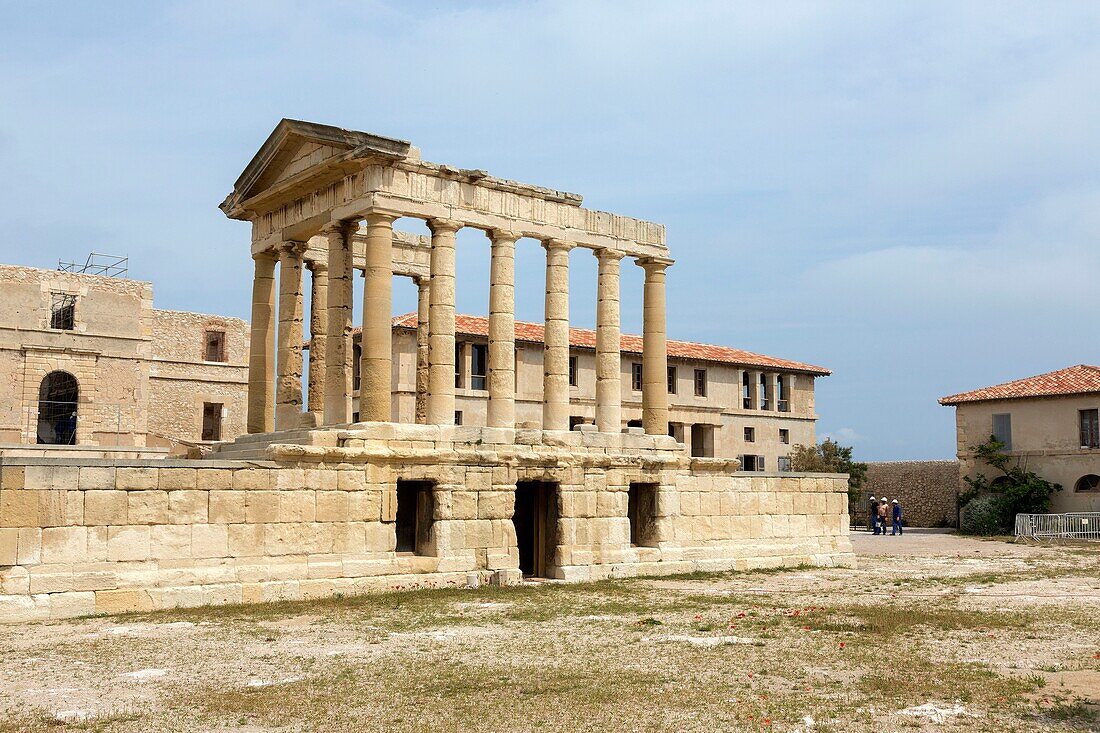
221;119;412;219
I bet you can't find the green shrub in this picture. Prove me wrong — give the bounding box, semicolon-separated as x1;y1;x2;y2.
960;495;1006;535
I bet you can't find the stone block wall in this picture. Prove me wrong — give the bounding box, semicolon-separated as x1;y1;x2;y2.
0;425;852;622
861;460;960;528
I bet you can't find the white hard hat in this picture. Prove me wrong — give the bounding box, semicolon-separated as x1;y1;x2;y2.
892;499;898;504
869;495;876;500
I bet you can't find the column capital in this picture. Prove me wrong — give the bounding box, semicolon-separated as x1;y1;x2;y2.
487;229;520;246
542;238;577;253
636;256;674;273
252;248;278;262
321;219;357;237
306;258;328;273
364;210;399;226
594;247;626;264
428;218;462;235
276;240;308;258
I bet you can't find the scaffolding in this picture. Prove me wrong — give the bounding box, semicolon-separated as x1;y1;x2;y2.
58;252;128;277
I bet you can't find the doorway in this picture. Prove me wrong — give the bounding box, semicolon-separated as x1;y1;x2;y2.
37;371;79;445
513;481;558;578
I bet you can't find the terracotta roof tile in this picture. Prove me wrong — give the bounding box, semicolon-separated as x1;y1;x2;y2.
939;364;1100;405
388;313;830;375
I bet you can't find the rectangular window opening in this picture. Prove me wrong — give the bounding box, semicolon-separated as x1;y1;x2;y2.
568;355;579;387
691;424;713;457
992;413;1012;450
204;330;227;362
201;402;223;441
667;366;677;394
628;482;659;547
744;427;755;443
395;480;434;555
454;410;463;426
470;343;487;391
694;368;707;397
454;343;464;388
49;292;76;330
1080;409;1099;449
631;363;643;391
779;428;790;444
778;456;791;472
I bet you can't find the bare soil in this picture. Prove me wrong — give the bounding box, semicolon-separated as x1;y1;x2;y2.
1;530;1098;732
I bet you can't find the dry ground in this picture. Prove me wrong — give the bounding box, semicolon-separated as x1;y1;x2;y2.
1;530;1098;732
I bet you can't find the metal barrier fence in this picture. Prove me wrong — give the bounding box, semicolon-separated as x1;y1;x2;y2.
1015;513;1100;542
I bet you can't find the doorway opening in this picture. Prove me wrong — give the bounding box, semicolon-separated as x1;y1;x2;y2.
37;371;79;445
395;480;434;555
513;481;558;578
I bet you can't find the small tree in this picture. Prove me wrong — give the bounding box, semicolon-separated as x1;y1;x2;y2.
958;436;1061;534
789;439;867;509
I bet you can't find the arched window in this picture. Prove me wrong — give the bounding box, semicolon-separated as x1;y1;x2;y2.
37;371;79;445
1074;475;1100;492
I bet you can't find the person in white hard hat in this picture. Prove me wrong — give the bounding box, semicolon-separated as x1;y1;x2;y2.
891;499;904;536
868;495;879;534
876;498;889;537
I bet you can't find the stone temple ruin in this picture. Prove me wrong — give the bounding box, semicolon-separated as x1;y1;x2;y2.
0;120;852;621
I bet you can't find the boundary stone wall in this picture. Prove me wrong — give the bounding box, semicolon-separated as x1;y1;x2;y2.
861;460;960;528
0;425;853;622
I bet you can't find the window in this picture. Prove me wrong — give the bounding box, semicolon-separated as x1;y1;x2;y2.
755;455;766;472
744;427;755;443
741;454;765;472
742;371;751;409
667;366;677;394
395;481;434;555
470;344;487;391
691;424;713;457
1080;409;1099;449
201;402;223;441
778;456;792;472
36;371;78;445
992;413;1012;450
627;483;658;547
454;410;463;426
49;292;76;330
568;355;579;387
454;343;464;388
759;373;769;410
1075;474;1100;492
352;343;361;391
694;369;707;397
777;375;789;412
779;428;790;444
203;330;227;362
631;363;643;391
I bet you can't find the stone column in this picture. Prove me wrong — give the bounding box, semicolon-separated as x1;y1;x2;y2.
748;370;761;410
247;250;277;434
427;219;461;425
359;211;397;423
487;230;518;428
275;241;307;430
542;239;574;431
323;221;355;425
595;249;623;433
764;372;777;411
639;258;672;435
306;260;328;414
414;276;430;424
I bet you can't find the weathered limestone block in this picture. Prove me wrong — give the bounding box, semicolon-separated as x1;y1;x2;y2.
192;525;229;558
278;491;316;523
1;467;25;490
107;526;150;562
209;491;247;523
169;491;209;524
0;566;30;594
381;486;398;523
315;491;349;522
227;523;265;557
348;491;381;522
0;528;17;565
87;527;108;562
29;567;74;594
478;490;514;520
78;467;115;490
116;467;159;491
159;469;198;491
233;468;273;491
40;527;88;565
196;469;235;491
127;491;169;525
65;491;84;526
150;525;192;560
245;491;279;523
84;491;128;526
95;589;154;614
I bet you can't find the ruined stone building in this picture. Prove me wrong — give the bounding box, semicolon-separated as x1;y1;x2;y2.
941;364;1100;513
335;315;827;470
0;264;248;457
0;120;851;622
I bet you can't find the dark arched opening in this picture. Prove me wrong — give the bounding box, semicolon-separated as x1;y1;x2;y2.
37;371;79;445
1075;475;1100;493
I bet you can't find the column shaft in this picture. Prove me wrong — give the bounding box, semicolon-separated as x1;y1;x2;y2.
487;231;517;428
323;222;354;425
542;240;573;431
275;242;306;430
427;219;460;424
359;212;396;423
414;277;430;424
640;258;671;435
307;261;328;413
595;249;623;433
247;251;277;433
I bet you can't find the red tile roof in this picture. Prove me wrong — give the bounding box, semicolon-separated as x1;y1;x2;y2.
389;313;830;375
939;364;1100;406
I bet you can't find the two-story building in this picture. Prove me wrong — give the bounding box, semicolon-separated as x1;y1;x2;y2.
0;263;249;456
340;314;829;471
940;364;1100;512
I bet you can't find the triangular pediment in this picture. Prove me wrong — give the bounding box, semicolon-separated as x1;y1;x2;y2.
221;119;412;218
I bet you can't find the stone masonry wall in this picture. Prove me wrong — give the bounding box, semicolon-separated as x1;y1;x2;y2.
0;426;852;622
861;460;960;528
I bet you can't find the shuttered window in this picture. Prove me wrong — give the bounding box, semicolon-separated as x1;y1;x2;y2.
992;413;1012;450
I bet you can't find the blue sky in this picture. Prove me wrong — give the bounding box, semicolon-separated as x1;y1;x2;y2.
2;1;1098;460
